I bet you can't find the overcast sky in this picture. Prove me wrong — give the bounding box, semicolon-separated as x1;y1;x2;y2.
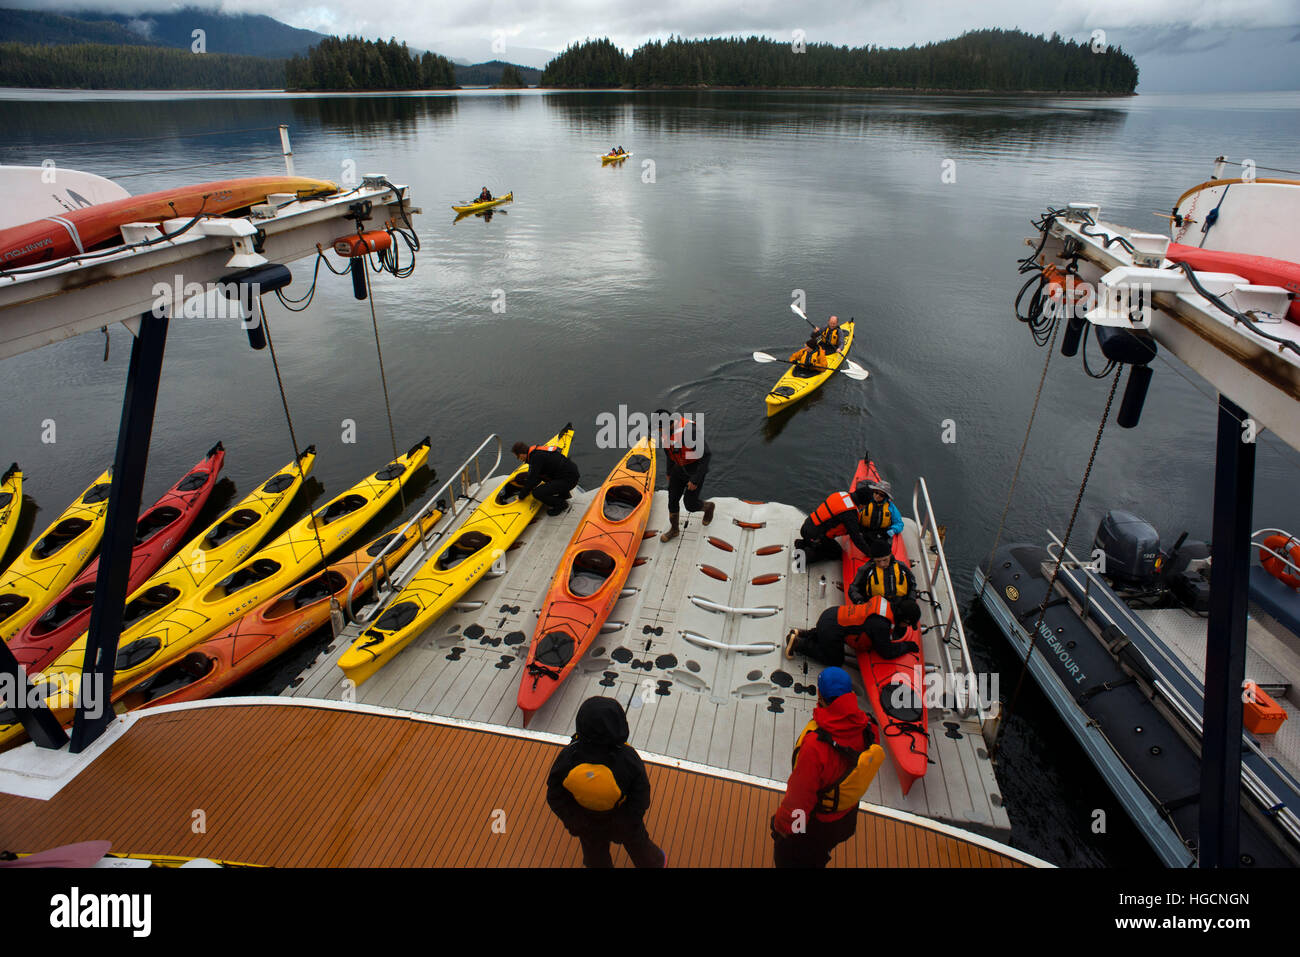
29;0;1300;88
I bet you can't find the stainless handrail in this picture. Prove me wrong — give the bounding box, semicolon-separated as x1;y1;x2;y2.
910;477;985;719
345;434;503;624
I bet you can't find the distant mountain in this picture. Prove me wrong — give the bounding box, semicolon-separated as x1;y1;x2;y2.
454;59;541;87
0;7;328;59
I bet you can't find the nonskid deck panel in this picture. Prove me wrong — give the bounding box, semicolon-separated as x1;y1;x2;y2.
289;485;1008;834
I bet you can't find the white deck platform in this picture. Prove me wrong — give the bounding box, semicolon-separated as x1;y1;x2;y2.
288;482;1009;835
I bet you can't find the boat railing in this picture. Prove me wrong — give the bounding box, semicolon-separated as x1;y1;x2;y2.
1252;528;1300;580
910;477;985;720
346;434;503;625
1045;529;1300;849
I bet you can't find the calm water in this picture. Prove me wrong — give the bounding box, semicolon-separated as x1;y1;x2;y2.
3;88;1300;866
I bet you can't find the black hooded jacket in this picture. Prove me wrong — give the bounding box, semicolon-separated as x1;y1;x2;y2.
546;697;652;836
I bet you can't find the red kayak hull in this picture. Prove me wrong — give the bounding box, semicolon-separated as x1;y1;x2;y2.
842;456;928;794
8;444;225;673
1165;242;1300;323
0;176;337;268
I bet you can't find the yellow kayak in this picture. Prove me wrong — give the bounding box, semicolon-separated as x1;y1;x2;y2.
13;439;429;743
0;464;21;571
764;319;855;417
0;467;112;640
600;152;632;163
451;192;513;213
338;425;574;686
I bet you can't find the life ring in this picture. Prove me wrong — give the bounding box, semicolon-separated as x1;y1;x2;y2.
1259;534;1300;589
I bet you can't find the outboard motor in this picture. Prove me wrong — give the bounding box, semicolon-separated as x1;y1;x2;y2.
1094;510;1161;588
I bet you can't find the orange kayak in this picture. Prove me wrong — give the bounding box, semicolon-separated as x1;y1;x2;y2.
517;439;655;724
114;510;442;711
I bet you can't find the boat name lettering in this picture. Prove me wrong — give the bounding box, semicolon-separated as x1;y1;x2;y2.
1036;620;1085;685
2;236;54;261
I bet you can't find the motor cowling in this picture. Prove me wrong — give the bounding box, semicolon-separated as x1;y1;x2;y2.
1094;510;1161;587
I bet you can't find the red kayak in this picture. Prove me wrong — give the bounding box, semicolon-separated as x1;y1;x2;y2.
8;443;225;673
1165;242;1300;323
0;176;337;268
842;453;928;794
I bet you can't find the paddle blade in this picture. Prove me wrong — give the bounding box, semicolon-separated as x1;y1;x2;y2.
752;351;778;363
842;360;870;380
790;303;808;321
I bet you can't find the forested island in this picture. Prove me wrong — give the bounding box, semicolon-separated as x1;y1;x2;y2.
285;36;457;90
540;31;1138;93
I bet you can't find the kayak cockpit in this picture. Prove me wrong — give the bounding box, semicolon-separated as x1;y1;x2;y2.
135;506;182;544
436;531;491;571
601;486;643;523
568;550;616;597
31;519;92;559
206;509;260;547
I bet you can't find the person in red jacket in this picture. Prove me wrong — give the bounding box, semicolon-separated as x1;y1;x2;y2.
771;667;880;867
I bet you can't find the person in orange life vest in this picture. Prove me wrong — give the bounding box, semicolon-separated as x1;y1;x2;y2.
848;535;915;604
654;410;715;541
785;595;921;665
795;485;875;563
771;666;879;868
477;186;493;202
790;336;827;374
510;440;580;516
545;696;667;868
858;479;903;548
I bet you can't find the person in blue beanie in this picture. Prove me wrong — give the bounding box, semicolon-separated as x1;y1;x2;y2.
771;667;883;867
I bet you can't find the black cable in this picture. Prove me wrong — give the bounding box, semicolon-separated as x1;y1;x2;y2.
1169;261;1300;358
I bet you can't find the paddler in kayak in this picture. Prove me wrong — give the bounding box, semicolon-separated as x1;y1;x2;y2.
654;409;715;542
510;440;580;515
795;486;876;562
790;335;827;375
857;480;903;549
545;696;667;868
847;537;916;603
477;186;493;202
812;315;843;353
784;596;921;665
771;667;882;867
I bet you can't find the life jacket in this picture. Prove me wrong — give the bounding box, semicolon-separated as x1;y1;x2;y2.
791;345;826;370
861;500;893;531
810;491;855;531
528;444;560;457
562;761;625;811
836;594;891;629
866;561;910;599
820;327;841;351
792;720;885;814
663;416;700;467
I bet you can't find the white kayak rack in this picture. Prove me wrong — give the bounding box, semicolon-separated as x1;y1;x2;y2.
346;434;503;625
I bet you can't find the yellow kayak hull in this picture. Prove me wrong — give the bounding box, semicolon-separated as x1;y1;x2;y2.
600;152;632;163
764;319;855;417
338;425;574;686
0;467;113;640
451;192;513;213
0;464;21;572
12;441;429;743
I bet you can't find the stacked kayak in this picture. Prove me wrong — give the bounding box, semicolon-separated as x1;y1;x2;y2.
518;438;655;724
765;319;855;417
114;509;444;711
0;467;113;640
339;424;574;686
8;439;428;745
451;192;513;214
7;448;313;673
841;453;928;794
0;176;338;269
0;464;21;571
6;444;225;674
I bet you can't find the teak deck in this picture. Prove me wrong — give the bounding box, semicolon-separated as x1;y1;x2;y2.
0;701;1030;868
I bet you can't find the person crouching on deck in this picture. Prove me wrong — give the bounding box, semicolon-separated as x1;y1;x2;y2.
546;696;667;868
785;596;921;665
795;484;876;562
771;667;883;868
511;440;580;515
